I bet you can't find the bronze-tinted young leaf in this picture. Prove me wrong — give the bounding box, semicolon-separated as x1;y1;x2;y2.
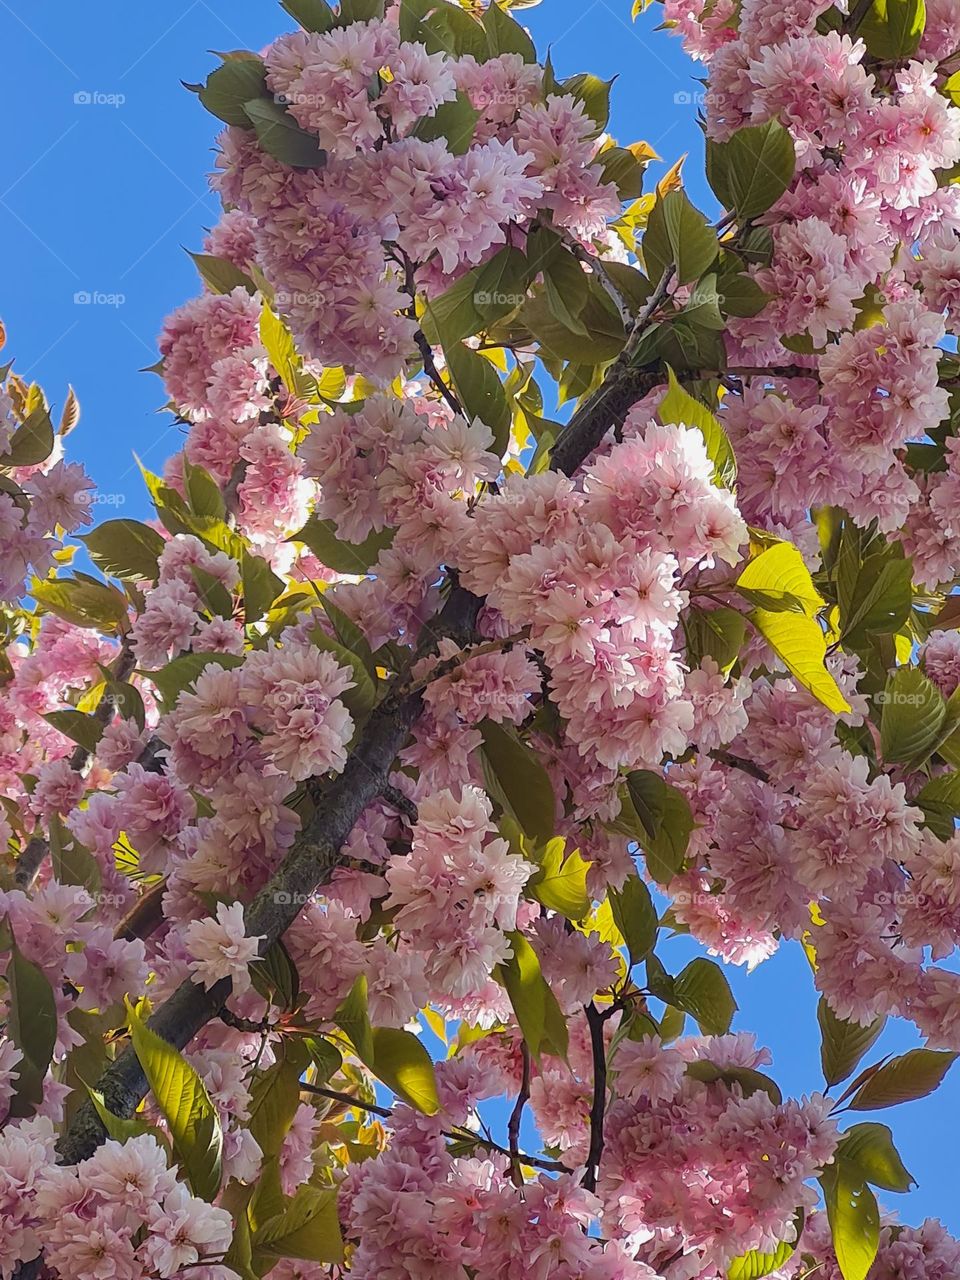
847;1048;957;1111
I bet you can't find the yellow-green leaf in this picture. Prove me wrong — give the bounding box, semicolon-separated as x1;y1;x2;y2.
126;998;223;1201
749;608;850;714
370;1027;440;1115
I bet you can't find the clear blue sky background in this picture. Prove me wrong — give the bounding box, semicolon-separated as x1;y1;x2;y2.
3;0;958;1232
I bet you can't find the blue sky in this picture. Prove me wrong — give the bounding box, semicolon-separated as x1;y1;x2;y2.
4;0;959;1232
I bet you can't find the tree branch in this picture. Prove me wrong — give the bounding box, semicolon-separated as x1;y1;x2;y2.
582;1001;608;1193
56;253;678;1168
299;1078;570;1173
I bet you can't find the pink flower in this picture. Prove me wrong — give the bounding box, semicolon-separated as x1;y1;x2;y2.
183;901;264;993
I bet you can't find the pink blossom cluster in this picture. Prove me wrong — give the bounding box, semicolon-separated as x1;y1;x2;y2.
0;377;95;602
0;1126;234;1280
664;1;960;580
600;1033;838;1268
209;23;617;381
455;417;746;772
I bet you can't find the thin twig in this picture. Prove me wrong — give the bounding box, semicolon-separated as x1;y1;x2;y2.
300;1079;570;1173
507;1044;531;1186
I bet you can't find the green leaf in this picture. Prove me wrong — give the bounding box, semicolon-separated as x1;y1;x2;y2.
706;120;796;221
608;874;658;964
643;189;717;286
370;1027;440;1114
253;1186;343;1264
334;973;375;1064
473;246;533;326
249;939;301;1013
684;606;747;674
198;56;268;126
3;405;55;467
840;556;914;648
81;519;166;581
142;651;245;710
687;1060;782;1104
280;0;335;31
338;0;385;21
243;98;328;168
837;1123;915;1193
560;72;614;135
309;625;377;720
291;515;393;575
526;837;591;921
31;575;128;633
260;304;304;398
658;366;736;487
497;931;568;1061
44;708;104;754
126;998;223;1200
879;669;946;768
87;1087;151;1143
915;771;960;839
543;251;590;336
716;268;771;318
821;1163;879;1280
727;1238;799;1280
440;338;511;456
418;2;488;61
624;770;693;883
247;1042;310;1159
183;459;227;522
412;91;479;154
520;286;627;363
49;814;102;893
482;0;536;61
818;1000;886;1088
189;252;255;295
847;1048;957;1111
860;0;926;60
672;957;737;1035
242;549;285;623
5;936;57;1117
303;1036;343;1083
480;720;556;844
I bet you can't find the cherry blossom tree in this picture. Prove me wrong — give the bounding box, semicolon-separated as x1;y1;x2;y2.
3;0;960;1276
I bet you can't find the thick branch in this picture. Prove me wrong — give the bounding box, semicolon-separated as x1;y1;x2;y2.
57;681;427;1164
582;1001;608;1193
56;254;675;1167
